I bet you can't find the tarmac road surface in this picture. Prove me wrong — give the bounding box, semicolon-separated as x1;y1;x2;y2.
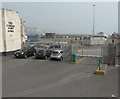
2;55;118;97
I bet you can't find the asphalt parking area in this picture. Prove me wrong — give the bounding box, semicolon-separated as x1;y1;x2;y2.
2;55;118;97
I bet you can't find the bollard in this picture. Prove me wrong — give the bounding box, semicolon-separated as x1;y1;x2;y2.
108;57;111;66
72;53;77;62
82;50;83;56
99;58;101;70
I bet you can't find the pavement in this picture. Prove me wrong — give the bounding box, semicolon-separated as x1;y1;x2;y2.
2;55;118;97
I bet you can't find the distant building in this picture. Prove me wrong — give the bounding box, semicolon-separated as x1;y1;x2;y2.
46;33;55;38
83;32;108;45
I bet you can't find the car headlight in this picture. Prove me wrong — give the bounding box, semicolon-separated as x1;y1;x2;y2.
21;52;24;54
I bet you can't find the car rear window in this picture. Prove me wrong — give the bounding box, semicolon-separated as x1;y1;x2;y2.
38;50;44;53
52;51;58;54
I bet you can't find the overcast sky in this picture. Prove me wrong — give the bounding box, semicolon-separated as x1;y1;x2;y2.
2;2;118;34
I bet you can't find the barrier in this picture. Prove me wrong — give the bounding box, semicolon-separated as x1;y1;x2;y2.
70;53;85;64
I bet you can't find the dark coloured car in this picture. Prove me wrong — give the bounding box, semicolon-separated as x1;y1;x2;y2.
35;49;51;59
14;46;36;58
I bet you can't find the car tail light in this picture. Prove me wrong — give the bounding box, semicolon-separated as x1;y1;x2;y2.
58;53;60;55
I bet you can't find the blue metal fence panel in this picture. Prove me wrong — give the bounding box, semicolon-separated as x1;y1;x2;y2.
27;35;39;40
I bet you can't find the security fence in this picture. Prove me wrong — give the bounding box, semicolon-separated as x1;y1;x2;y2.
70;42;102;57
116;44;120;66
62;44;72;62
101;44;120;66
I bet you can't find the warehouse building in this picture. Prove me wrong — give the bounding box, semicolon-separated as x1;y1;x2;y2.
46;33;55;38
83;32;108;45
0;8;26;55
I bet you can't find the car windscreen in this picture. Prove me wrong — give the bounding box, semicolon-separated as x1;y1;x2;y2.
37;50;44;53
52;51;58;54
20;47;28;52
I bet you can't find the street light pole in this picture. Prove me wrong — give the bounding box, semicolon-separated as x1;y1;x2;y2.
93;4;96;35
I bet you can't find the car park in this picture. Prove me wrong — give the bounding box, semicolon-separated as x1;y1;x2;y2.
35;49;51;59
14;46;36;58
51;50;64;61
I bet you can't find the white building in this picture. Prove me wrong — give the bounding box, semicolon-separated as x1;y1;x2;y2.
0;8;26;53
83;32;108;45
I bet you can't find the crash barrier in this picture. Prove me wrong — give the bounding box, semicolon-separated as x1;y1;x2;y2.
70;53;85;64
95;58;108;75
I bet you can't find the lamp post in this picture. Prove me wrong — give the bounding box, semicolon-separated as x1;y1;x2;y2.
93;4;96;35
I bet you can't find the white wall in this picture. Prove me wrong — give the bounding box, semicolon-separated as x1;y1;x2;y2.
0;9;25;52
0;10;3;52
91;38;106;45
5;9;22;52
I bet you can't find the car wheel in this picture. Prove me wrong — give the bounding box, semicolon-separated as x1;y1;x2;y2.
60;57;63;61
24;55;27;59
45;56;47;60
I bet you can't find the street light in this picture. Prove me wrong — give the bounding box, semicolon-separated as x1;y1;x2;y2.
93;4;96;35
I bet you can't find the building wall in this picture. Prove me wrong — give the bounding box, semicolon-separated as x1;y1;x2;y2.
46;33;55;37
91;38;106;45
0;10;3;52
0;9;25;52
83;37;106;45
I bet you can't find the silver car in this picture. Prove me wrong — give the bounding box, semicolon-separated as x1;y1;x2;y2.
51;50;63;61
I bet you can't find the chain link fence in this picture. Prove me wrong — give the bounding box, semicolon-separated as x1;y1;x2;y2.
101;44;120;66
62;44;72;62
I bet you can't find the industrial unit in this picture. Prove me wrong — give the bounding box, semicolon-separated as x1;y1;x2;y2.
0;9;26;54
46;33;55;38
83;32;108;45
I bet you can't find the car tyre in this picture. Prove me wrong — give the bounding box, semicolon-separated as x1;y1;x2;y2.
45;56;47;60
24;55;27;59
60;57;63;61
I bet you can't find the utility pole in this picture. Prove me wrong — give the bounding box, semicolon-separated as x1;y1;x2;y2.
93;4;96;35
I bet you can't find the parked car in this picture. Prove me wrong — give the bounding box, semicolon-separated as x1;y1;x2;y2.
51;50;64;61
35;49;51;59
49;44;61;52
14;46;36;58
